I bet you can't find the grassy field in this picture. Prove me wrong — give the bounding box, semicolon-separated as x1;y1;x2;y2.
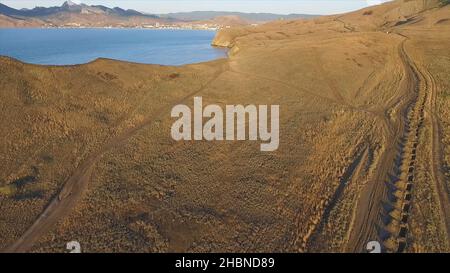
1;0;449;253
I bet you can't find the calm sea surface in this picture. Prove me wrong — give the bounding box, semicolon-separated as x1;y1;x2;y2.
0;28;227;65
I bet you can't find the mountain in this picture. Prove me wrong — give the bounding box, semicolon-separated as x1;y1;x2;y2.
0;1;158;18
0;3;28;16
0;1;167;27
0;2;318;28
161;11;317;22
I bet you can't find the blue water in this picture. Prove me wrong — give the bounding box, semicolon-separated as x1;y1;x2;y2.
0;28;227;66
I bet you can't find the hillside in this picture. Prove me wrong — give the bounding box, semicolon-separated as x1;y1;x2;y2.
161;11;317;22
0;1;167;28
0;0;449;253
0;1;157;18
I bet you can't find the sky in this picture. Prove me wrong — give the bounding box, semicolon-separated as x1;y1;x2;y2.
0;0;390;15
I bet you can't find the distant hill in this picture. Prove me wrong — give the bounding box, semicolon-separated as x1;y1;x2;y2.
0;1;317;28
0;1;170;27
0;1;158;18
191;15;251;27
160;11;318;22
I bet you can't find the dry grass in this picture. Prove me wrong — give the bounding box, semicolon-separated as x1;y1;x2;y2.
0;0;449;253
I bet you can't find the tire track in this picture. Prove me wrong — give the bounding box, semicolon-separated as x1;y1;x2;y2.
418;60;450;240
334;16;356;33
345;38;413;252
381;36;450;252
307;146;369;251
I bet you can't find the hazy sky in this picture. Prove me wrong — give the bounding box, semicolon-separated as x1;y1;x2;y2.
0;0;390;15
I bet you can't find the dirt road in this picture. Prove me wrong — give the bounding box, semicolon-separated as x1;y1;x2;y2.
346;36;420;252
347;33;450;252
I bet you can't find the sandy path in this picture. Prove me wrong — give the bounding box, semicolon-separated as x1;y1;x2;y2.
347;32;450;252
379;36;450;252
346;37;418;252
420;58;450;239
308;146;370;250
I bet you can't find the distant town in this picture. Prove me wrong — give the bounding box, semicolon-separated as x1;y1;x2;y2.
43;22;247;30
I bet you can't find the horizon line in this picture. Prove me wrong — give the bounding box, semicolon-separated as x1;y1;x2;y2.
0;0;386;16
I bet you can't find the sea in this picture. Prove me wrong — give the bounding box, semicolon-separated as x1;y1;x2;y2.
0;28;228;66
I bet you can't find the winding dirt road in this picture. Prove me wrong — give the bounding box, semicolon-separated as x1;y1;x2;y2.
347;33;449;252
345;37;414;252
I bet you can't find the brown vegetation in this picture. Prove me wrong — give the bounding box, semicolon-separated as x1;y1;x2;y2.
0;0;449;253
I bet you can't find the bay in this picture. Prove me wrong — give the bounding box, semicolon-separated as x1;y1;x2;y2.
0;28;228;66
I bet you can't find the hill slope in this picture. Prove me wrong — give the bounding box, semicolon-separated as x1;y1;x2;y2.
161;11;317;22
0;0;449;253
0;1;165;27
0;2;316;28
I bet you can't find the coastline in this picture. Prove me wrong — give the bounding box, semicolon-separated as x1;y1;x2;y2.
0;26;221;30
0;28;229;66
